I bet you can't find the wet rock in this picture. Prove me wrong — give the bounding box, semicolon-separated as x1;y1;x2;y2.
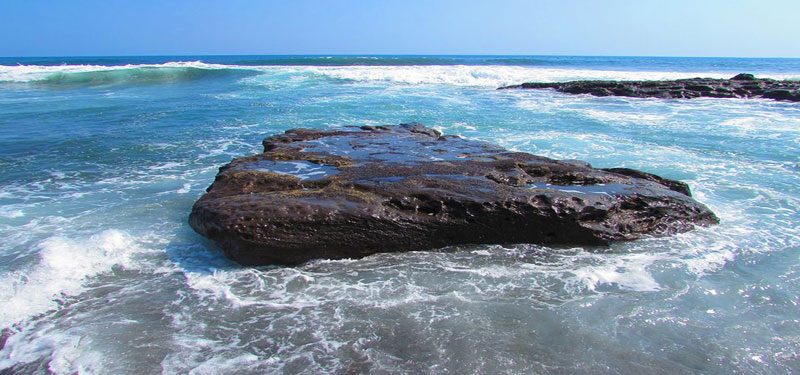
731;73;756;81
499;74;800;102
190;123;718;265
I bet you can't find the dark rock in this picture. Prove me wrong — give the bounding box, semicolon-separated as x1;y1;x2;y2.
499;74;800;102
189;123;719;265
600;168;692;197
731;73;756;81
763;89;800;101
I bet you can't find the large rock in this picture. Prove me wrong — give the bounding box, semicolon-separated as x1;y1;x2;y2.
189;123;718;265
498;74;800;102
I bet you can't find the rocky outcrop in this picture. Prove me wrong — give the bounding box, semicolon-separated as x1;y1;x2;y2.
189;123;718;265
498;74;800;102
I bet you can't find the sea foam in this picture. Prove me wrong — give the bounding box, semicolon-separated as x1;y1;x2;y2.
0;229;141;328
3;62;799;88
301;65;744;87
2;55;799;373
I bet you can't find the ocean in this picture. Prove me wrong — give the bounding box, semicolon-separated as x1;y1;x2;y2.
0;55;798;374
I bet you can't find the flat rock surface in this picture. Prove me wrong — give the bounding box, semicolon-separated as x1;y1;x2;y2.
190;123;718;265
499;73;800;102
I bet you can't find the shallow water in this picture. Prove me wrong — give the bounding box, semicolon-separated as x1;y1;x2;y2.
0;56;799;374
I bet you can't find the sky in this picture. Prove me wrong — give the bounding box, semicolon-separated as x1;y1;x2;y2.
1;0;798;57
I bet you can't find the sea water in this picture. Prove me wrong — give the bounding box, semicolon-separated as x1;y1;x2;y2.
0;55;798;374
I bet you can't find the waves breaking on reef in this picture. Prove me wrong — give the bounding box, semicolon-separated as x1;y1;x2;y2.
3;61;799;89
1;55;799;374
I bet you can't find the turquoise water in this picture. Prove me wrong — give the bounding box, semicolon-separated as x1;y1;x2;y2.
0;56;799;374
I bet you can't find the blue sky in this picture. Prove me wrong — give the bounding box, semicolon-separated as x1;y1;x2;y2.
1;0;798;57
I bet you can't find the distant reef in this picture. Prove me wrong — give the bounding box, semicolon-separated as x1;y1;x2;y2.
189;123;718;266
499;73;800;102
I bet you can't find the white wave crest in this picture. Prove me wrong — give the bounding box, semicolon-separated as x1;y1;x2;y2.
3;61;798;87
0;61;235;83
0;229;142;328
302;65;747;87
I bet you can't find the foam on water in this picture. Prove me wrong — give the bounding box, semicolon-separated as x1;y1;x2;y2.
3;62;799;88
0;230;141;329
148;229;772;373
569;253;663;292
0;325;105;374
301;65;746;87
0;206;24;219
241;65;800;89
2;56;800;373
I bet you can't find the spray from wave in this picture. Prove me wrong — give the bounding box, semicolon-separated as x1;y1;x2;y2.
0;230;142;329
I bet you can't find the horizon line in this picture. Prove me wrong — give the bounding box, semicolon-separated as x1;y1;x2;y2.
2;53;800;60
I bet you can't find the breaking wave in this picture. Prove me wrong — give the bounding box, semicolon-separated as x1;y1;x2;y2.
0;62;258;87
3;61;798;89
0;230;142;329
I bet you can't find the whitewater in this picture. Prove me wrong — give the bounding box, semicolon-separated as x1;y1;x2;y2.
0;55;798;374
